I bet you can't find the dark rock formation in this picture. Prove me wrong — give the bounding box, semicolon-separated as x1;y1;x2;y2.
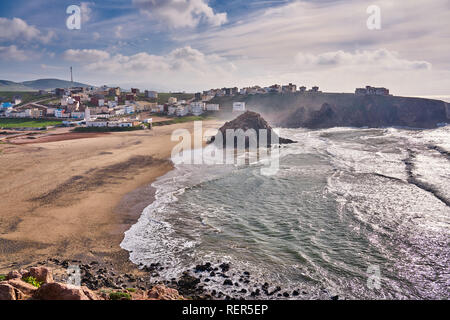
211;111;295;148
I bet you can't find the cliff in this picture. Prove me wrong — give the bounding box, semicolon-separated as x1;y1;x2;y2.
211;93;449;129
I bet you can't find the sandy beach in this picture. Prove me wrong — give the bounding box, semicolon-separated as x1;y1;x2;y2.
0;120;221;274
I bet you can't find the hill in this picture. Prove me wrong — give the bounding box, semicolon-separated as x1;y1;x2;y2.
0;80;34;92
211;92;450;129
0;78;91;91
21;79;90;90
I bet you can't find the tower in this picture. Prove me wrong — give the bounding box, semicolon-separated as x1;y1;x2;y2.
70;66;73;88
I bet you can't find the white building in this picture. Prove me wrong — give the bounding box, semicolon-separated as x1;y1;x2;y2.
206;104;220;111
87;120;108;127
84;107;91;121
71;111;85;119
176;106;189;117
115;109;125;116
54;109;64;118
98;99;105;107
233;102;246;112
124;105;135;114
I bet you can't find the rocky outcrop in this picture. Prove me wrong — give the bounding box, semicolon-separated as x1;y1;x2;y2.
148;285;185;300
0;265;186;301
34;283;99;300
6;279;38;296
23;267;53;284
211;111;295;148
0;283;17;300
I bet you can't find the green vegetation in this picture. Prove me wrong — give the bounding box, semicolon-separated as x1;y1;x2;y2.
0;118;62;129
153;115;212;127
109;291;132;300
22;276;43;288
0;91;55;106
0;275;6;281
73;126;144;133
126;288;136;293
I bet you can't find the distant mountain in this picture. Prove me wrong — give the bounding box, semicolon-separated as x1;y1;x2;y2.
0;80;34;92
0;78;91;91
21;78;90;90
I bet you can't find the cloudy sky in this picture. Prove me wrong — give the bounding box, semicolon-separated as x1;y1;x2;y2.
0;0;449;95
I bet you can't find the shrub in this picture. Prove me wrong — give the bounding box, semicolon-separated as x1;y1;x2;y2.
22;276;43;288
0;275;6;281
109;291;132;300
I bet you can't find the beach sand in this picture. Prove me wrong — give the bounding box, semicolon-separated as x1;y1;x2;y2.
0;120;221;274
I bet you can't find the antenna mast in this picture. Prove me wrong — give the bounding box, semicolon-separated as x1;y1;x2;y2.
70;66;73;88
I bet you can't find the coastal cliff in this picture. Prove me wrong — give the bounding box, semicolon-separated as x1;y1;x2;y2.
211;93;449;129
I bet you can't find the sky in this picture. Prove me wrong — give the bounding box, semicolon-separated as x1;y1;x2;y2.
0;0;449;95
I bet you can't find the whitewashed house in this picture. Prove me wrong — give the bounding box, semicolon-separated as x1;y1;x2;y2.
206;104;220;111
86;120;108;127
176;106;189;117
124;105;135;114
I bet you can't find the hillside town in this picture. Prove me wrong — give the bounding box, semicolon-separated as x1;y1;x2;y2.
0;82;391;129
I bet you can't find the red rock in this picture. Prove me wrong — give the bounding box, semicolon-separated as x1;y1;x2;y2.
147;285;185;300
23;267;53;284
6;270;21;280
0;283;17;300
7;279;38;296
34;283;98;300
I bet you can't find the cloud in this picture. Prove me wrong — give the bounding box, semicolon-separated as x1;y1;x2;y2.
67;46;235;91
0;45;28;61
63;49;111;63
295;49;432;71
0;17;55;43
80;2;93;24
132;0;227;28
115;25;124;38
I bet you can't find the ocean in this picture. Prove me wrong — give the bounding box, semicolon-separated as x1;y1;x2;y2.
121;126;450;300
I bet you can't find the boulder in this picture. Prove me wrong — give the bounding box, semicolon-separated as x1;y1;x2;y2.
33;282;98;300
148;285;185;300
0;283;17;300
22;267;53;284
6;270;22;280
